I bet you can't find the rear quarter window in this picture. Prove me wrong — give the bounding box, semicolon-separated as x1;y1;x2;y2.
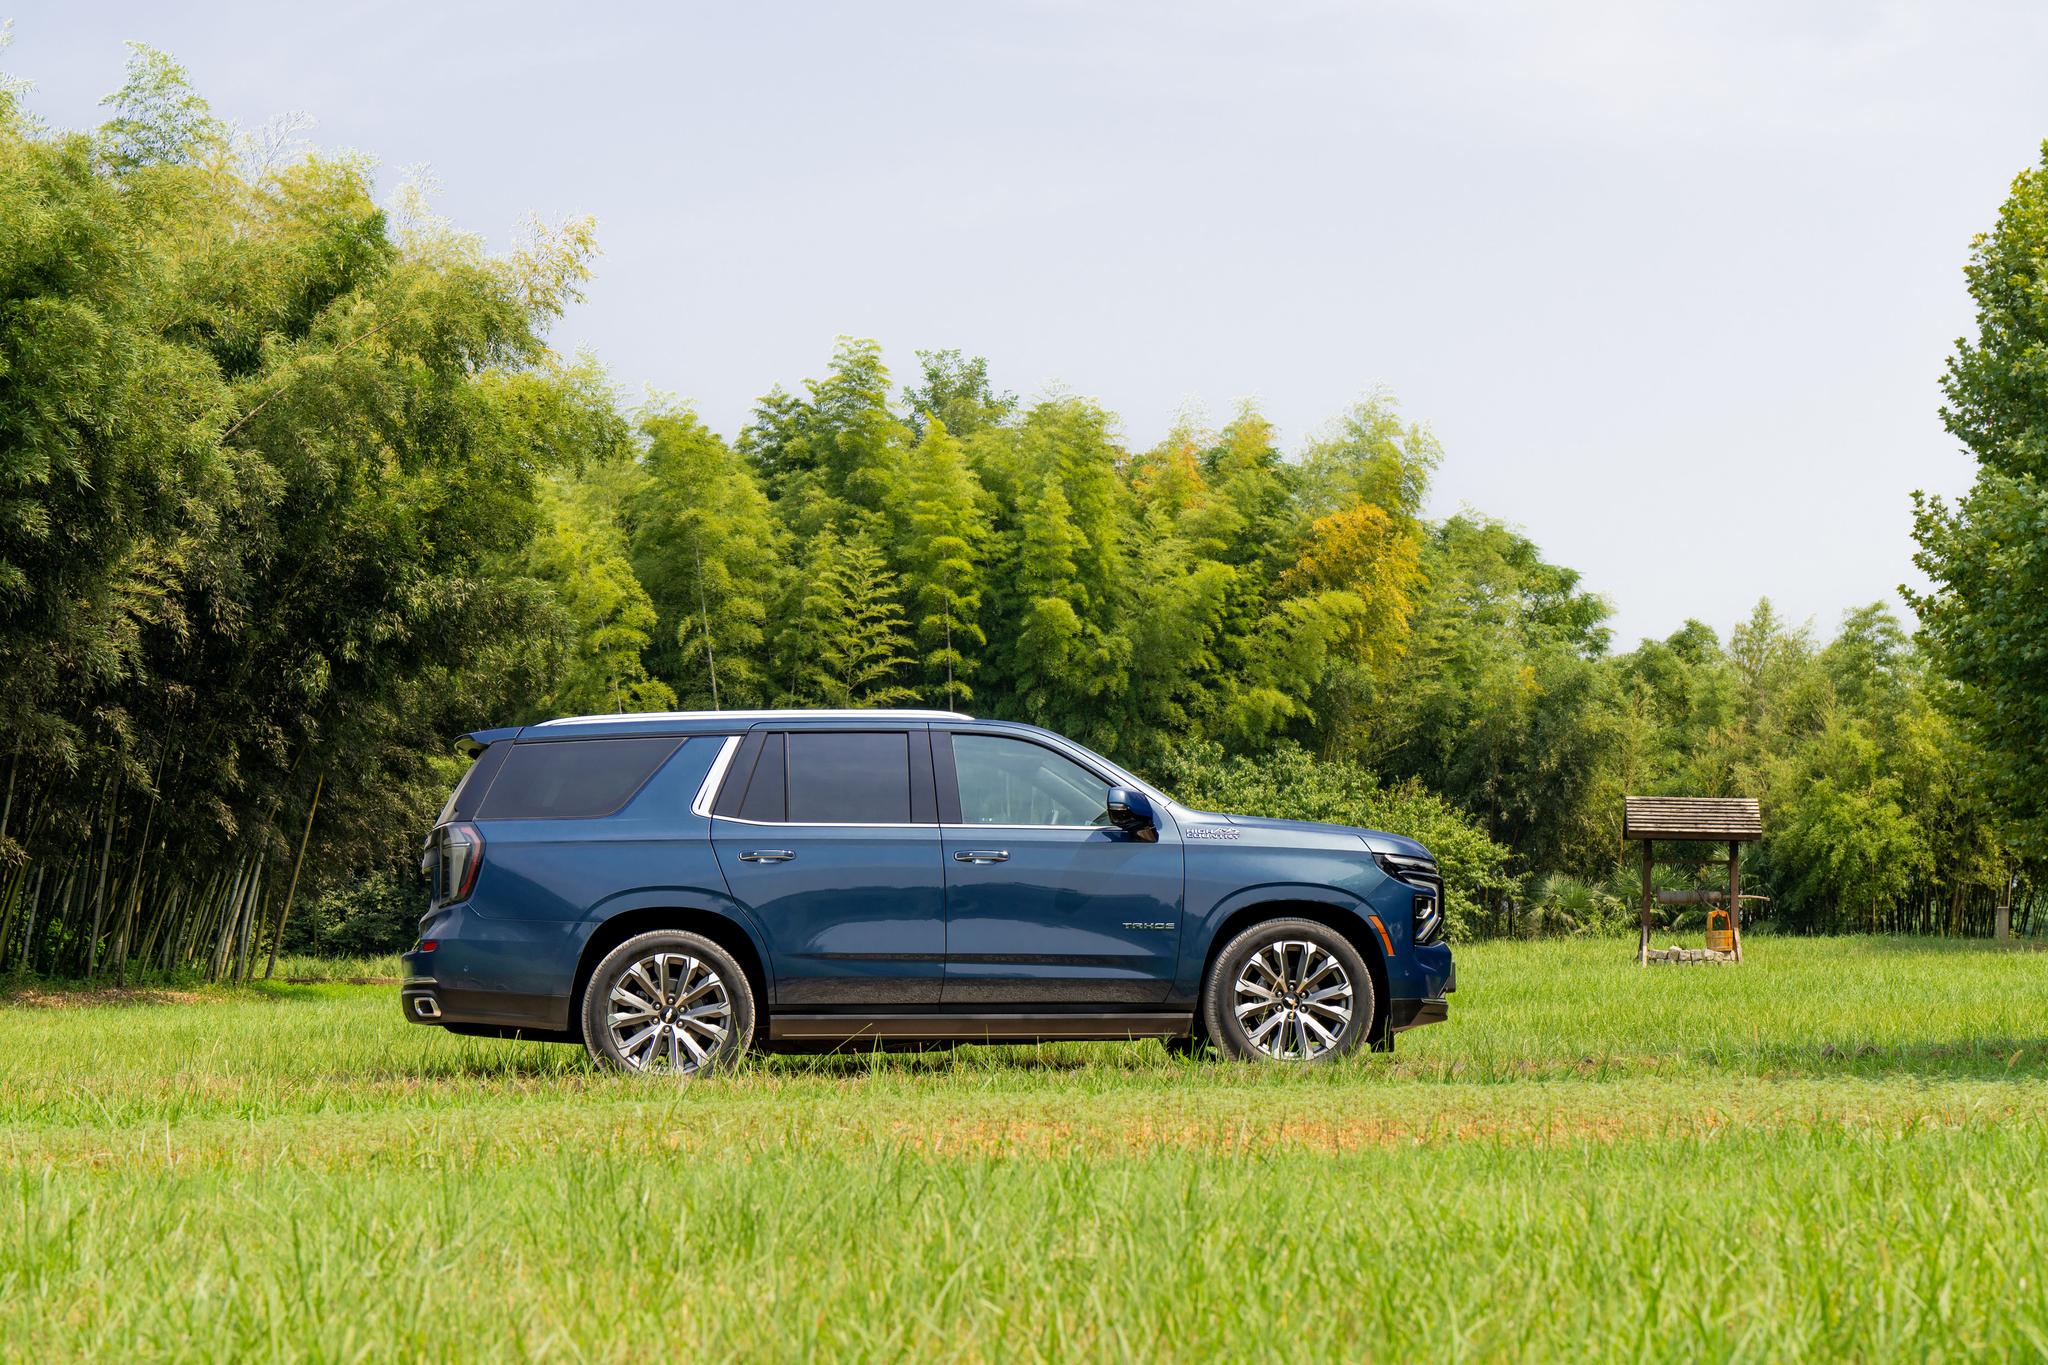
438;741;510;824
476;737;682;819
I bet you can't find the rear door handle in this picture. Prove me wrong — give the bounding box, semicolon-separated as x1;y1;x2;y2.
738;849;795;863
953;849;1009;864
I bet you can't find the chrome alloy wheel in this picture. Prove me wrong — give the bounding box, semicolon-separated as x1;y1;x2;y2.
606;952;733;1073
1232;940;1355;1060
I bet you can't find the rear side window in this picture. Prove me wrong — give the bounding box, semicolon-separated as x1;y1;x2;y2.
786;731;910;824
476;738;681;819
438;741;510;825
737;733;786;822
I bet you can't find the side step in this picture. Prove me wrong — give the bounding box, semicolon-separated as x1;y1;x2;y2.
768;1012;1191;1043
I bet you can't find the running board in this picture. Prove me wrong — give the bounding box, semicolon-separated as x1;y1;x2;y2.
768;1012;1192;1043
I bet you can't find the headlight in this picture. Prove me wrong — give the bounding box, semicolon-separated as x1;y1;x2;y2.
1373;851;1444;946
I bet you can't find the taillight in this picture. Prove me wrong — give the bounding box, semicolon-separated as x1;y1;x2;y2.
433;822;485;904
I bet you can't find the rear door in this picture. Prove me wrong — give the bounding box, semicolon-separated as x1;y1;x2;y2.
936;729;1183;1005
710;727;945;1006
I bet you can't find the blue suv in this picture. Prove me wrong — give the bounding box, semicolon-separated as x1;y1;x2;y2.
405;710;1454;1071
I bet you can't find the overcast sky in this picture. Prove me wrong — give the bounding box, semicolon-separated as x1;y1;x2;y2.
11;2;2047;647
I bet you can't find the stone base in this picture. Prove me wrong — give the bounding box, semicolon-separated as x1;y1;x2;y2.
1643;946;1738;965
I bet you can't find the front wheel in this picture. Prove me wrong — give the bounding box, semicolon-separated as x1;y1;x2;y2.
1202;918;1374;1064
581;930;756;1075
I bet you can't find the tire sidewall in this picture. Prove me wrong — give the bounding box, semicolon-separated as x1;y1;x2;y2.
581;929;757;1073
1202;918;1375;1064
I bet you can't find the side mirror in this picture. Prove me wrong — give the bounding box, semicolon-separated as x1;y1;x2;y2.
1105;787;1159;842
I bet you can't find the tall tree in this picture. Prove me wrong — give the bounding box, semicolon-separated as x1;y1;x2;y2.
630;404;784;708
1911;139;2048;854
894;419;989;708
903;349;1016;440
525;474;677;717
777;532;916;707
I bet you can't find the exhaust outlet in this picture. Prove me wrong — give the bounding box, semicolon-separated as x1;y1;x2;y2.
412;996;442;1020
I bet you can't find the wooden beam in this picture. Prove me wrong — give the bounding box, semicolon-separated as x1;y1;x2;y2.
1638;841;1653;966
1728;839;1743;964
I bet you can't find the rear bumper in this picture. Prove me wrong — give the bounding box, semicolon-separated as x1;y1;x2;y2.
400;977;445;1023
401;926;579;1040
399;974;579;1041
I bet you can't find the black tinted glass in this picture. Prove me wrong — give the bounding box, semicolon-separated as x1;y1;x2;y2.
737;733;786;822
786;731;910;824
439;740;509;824
477;738;680;819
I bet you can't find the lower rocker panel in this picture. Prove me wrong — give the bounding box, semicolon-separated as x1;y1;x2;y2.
768;1011;1192;1043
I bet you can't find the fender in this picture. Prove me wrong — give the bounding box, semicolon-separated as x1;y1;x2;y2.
576;882;774;973
1174;880;1382;998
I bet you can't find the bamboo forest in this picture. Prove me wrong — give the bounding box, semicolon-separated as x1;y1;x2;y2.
3;49;2045;980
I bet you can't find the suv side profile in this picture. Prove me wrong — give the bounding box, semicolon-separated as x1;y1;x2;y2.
405;710;1455;1071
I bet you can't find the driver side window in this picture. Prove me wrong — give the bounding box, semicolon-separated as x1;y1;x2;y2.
952;734;1108;826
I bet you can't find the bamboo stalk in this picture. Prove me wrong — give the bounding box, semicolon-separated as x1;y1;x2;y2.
209;861;248;982
264;772;324;980
85;767;124;977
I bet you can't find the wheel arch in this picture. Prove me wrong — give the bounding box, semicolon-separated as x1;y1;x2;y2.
1196;896;1390;1044
570;905;772;1042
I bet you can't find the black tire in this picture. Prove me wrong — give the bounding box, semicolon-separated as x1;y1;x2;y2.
1201;918;1374;1064
580;929;756;1074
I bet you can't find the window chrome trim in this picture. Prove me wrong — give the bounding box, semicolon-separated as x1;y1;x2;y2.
938;822;1117;832
939;725;1174;810
711;815;933;830
690;736;743;818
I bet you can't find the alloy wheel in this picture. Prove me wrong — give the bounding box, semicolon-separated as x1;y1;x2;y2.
605;951;733;1073
1231;939;1355;1060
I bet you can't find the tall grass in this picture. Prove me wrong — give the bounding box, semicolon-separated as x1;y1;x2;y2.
3;937;2046;1359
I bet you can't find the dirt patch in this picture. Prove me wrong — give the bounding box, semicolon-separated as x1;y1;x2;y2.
2;985;210;1009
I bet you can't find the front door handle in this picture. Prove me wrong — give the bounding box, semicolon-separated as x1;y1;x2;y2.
952;849;1009;864
738;849;796;863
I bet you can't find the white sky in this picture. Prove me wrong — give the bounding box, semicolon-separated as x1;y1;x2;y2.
11;1;2047;647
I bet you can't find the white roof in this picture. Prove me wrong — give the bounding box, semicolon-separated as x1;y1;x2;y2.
531;708;972;728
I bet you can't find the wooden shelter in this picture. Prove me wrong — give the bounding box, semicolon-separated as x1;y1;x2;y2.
1624;796;1763;965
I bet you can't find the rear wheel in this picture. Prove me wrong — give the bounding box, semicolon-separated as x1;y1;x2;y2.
581;930;755;1075
1202;918;1373;1064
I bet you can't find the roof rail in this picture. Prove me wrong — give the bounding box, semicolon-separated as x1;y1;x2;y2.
530;708;973;728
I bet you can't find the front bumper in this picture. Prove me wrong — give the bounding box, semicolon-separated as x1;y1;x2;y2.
1388;996;1449;1032
1387;954;1454;1034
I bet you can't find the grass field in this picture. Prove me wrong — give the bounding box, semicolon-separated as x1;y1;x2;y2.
4;936;2047;1361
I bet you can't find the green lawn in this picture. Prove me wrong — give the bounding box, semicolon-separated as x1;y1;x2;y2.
4;937;2047;1360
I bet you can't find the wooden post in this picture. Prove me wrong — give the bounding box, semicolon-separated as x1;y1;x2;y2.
1638;841;1653;966
1727;840;1743;963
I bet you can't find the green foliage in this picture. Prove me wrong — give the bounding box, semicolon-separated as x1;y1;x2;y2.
903;348;1017;439
1;43;2040;983
0;47;620;979
893;418;989;706
1149;741;1515;941
1370;515;1621;873
524;470;677;717
1911;139;2048;856
777;531;916;707
281;869;423;957
629;403;784;707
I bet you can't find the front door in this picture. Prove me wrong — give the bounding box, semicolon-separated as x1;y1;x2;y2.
711;728;945;1006
937;730;1183;1005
